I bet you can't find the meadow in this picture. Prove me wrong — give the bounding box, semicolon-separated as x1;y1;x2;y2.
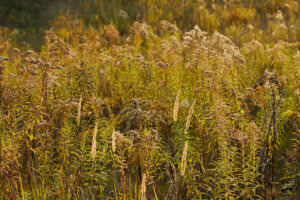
0;0;300;199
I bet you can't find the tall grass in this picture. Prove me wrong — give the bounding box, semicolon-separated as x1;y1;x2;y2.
0;0;300;199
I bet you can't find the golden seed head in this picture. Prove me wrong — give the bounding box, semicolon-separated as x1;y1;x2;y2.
173;89;181;122
140;173;147;200
180;141;189;176
77;94;82;126
185;99;196;130
112;131;116;153
91;121;98;161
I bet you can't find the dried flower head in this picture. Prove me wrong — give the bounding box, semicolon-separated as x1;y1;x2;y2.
180;98;190;109
118;9;128;19
104;24;120;44
128;22;155;43
159;20;181;35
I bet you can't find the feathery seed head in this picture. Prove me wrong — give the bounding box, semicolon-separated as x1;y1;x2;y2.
77;94;82;127
140;173;147;200
91;121;98;161
180;141;189;176
173;89;181;122
185;99;196;130
112;131;117;153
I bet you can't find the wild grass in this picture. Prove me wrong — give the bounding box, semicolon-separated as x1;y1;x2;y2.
0;0;300;199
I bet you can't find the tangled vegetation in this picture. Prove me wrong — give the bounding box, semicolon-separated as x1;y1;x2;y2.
0;0;300;199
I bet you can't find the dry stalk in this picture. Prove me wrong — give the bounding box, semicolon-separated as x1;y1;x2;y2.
140;173;147;200
173;89;181;122
77;94;82;126
91;121;98;161
112;131;116;153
